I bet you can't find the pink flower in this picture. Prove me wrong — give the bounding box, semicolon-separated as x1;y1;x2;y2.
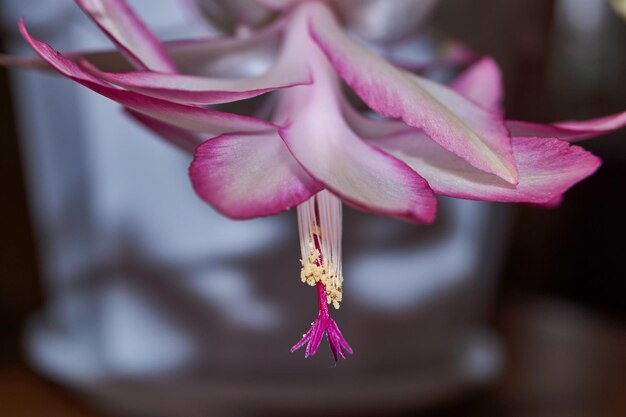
5;0;625;361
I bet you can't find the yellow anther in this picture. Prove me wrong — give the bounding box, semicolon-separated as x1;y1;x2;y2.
300;229;344;308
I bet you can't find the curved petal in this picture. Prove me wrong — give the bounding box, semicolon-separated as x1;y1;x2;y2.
279;109;437;223
1;24;280;76
75;0;176;72
307;2;518;184
190;131;323;219
371;131;601;205
78;14;313;105
125;109;202;153
344;57;504;139
269;5;437;223
343;57;505;139
452;57;504;115
20;20;273;136
80;60;310;105
3;17;286;76
276;80;436;223
506;112;626;142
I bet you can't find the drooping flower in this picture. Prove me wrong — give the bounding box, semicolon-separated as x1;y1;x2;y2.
3;0;626;361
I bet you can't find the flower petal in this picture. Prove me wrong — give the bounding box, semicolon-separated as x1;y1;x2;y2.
79;14;313;105
80;60;310;105
280;115;437;223
1;24;280;76
3;17;286;76
20;20;273;135
506;112;626;142
307;2;518;184
344;57;505;139
371;131;601;205
277;83;437;224
75;0;176;72
271;5;437;223
452;57;504;115
125;109;202;153
190;131;323;219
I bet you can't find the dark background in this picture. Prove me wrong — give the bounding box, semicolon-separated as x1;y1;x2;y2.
1;0;625;416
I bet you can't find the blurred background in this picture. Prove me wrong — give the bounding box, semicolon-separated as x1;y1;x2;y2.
1;0;625;416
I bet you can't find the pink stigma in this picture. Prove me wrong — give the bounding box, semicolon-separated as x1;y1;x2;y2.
290;281;353;361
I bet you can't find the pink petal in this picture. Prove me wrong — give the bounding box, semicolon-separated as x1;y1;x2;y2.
506;112;626;142
3;17;286;76
78;14;313;105
2;24;278;75
75;0;176;72
125;109;202;153
80;60;310;105
20;20;273;135
307;2;518;184
190;131;323;219
344;58;505;139
371;131;601;205
452;57;504;115
272;5;437;223
277;85;437;224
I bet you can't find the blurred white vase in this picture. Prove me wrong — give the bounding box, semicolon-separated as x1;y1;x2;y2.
2;1;508;416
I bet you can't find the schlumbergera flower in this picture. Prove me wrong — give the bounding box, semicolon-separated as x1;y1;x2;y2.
5;0;626;361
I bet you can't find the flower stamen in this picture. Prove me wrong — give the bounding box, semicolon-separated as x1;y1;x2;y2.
291;191;352;361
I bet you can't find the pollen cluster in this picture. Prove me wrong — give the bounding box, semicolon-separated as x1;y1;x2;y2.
297;191;344;310
300;242;343;309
